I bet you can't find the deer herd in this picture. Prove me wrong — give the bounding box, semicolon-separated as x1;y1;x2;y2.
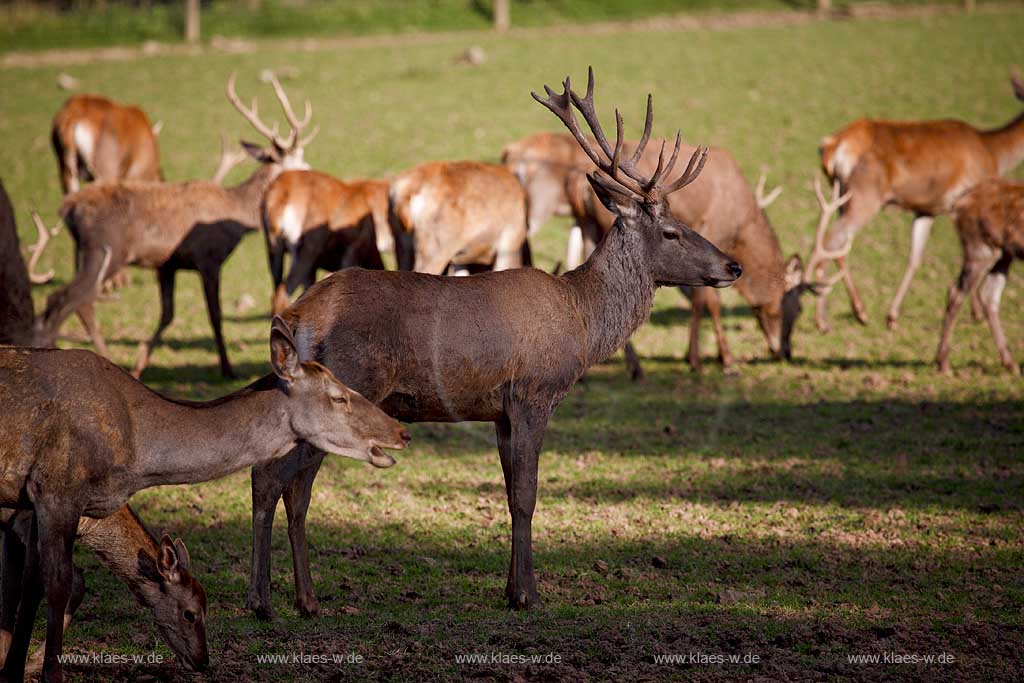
0;63;1021;681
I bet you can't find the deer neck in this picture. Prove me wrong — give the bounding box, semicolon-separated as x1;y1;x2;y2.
227;164;282;225
983;111;1024;175
564;223;655;365
78;506;165;608
132;376;298;488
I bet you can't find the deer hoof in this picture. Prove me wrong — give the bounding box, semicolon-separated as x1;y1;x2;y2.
629;366;646;382
854;310;869;326
936;359;953;376
295;598;321;618
1004;361;1021;376
886;315;898;331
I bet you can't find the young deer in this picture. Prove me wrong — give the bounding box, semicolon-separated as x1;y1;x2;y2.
263;170;388;315
811;73;1024;333
51;94;163;196
34;73;318;378
936;178;1023;375
0;506;208;677
0;317;408;683
388;161;530;274
566;148;803;373
246;68;741;618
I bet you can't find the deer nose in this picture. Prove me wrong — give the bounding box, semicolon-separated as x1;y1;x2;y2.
399;429;412;445
727;261;743;279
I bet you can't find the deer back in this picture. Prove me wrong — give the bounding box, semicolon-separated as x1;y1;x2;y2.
53;95;161;183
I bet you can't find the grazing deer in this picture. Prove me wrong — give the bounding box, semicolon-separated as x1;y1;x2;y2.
34;72;318;378
263;170;389;315
936;178;1023;375
0;506;208;677
0;316;407;683
246;68;741;618
502;131;593;235
566;147;803;372
52;94;163;195
811;73;1024;333
388;161;529;274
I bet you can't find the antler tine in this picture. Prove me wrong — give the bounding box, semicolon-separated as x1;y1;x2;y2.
803;176;853;284
663;145;709;195
299;124;320;148
212;133;249;184
266;71;312;149
27;211;55;284
226;72;284;146
755;169;782;209
626;94;654;168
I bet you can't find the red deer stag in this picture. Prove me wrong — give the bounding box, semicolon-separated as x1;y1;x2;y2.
0;506;208;677
935;178;1023;375
388;161;529;274
33;73;318;378
51;94;163;195
263;170;389;315
0;318;407;683
566;148;803;373
246;68;741;618
811;73;1024;333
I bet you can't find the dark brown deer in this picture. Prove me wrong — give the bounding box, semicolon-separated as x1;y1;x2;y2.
263;170;388;315
0;180;33;346
33;73;318;378
936;177;1023;375
0;317;408;683
0;506;208;677
388;161;529;274
811;73;1024;333
566;148;804;373
246;68;741;618
51;94;163;196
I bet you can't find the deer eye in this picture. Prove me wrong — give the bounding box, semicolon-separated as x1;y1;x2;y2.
662;230;677;241
183;610;197;624
331;395;348;405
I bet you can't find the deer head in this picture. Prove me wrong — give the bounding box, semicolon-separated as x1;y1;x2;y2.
533;67;741;287
226;72;319;172
269;316;410;468
144;536;208;672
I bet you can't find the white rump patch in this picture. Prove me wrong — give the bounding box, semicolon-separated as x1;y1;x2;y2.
73;122;96;161
279;204;303;247
408;189;433;228
831;141;855;181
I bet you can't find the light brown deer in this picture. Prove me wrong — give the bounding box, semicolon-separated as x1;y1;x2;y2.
34;72;318;378
566;147;804;373
263;170;389;315
811;73;1024;333
0;506;208;677
0;317;408;683
388;161;529;274
246;68;741;618
52;94;163;195
936;177;1023;375
502;131;593;235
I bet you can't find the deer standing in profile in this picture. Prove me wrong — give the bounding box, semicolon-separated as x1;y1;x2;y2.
388;161;530;274
935;177;1023;375
246;68;741;618
263;170;389;315
0;317;408;683
34;73;318;378
811;73;1024;333
0;506;208;677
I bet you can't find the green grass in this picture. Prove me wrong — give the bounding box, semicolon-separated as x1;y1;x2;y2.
1;7;1023;682
0;0;982;53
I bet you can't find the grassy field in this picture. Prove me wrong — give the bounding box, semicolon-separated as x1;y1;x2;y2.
1;7;1023;682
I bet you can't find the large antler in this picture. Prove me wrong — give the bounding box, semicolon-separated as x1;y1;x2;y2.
532;66;707;203
225;72;317;150
755;169;782;209
211;134;250;184
802;176;852;289
26;211;60;284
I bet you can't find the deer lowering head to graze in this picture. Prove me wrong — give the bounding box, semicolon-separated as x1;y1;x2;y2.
935;177;1023;375
246;68;740;618
0;316;407;683
263;170;388;315
52;94;163;195
566;148;803;374
810;73;1024;333
502;131;594;235
34;72;319;378
388;161;530;274
0;506;208;678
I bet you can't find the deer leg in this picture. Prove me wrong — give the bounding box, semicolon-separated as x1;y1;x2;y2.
623;341;645;381
282;446;326;618
492;224;525;272
977;255;1018;375
686;287;707;372
565;225;585;271
200;269;234;379
0;518;40;683
266;234;287;316
886;215;934;330
496;402;549;610
0;525;26;669
935;252;995;374
36;248;108;348
705;288;732;367
132;266;175;379
74;301;108;358
32;503;78;683
24;565;83;679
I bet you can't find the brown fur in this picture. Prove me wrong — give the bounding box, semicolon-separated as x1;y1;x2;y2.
0;180;34;345
388;161;528;273
502;132;593;234
51;94;162;195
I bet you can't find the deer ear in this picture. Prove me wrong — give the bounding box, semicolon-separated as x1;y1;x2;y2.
587;173;640;219
1012;69;1024;102
157;535;181;583
173;538;191;573
241;140;273;163
270;315;302;383
784;253;804;290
